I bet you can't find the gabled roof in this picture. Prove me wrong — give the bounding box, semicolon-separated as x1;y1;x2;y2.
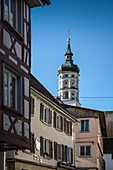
25;0;51;8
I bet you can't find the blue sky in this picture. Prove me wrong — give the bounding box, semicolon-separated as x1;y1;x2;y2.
31;0;113;111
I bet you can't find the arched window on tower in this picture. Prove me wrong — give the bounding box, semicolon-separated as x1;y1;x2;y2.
63;91;69;99
71;80;75;88
71;91;75;99
63;80;69;88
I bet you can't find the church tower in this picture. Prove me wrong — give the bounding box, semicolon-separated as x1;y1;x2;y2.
58;29;81;107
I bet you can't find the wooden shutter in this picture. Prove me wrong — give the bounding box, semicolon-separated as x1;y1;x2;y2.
40;136;43;156
54;112;56;128
54;141;57;160
65;145;67;163
61;116;63;131
49;140;53;158
49;109;52;125
70;121;72;136
62;144;64;162
71;148;73;164
64;118;67;133
30;133;35;153
31;97;34;115
40;103;44;121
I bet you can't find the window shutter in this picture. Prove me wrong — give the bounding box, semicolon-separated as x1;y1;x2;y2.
71;148;73;164
70;121;72;136
30;133;35;153
49;109;52;125
62;144;64;162
65;145;67;163
64;118;66;133
31;97;34;115
54;112;56;128
40;103;44;121
40;136;43;156
61;116;63;131
54;141;57;160
49;141;53;158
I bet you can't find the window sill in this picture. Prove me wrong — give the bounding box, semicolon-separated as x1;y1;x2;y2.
56;128;62;132
64;131;72;136
79;156;91;158
3;20;24;41
41;120;52;127
80;131;90;133
3;105;22;116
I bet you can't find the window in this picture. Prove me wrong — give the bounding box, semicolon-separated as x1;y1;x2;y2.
79;146;91;157
81;120;89;132
71;80;75;87
40;103;52;125
63;80;69;88
67;147;73;164
63;91;69;99
40;137;53;159
4;0;23;35
72;75;74;77
57;144;62;160
54;142;73;164
71;92;75;99
54;112;63;131
4;64;22;113
64;118;72;136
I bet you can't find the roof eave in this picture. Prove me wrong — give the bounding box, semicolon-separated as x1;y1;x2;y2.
25;0;51;8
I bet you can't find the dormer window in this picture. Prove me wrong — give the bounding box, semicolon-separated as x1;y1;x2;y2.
4;0;23;35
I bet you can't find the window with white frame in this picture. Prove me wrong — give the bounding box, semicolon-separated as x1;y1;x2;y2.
67;147;72;164
71;91;75;99
81;120;89;132
4;0;23;35
57;144;62;160
64;118;72;136
56;115;62;130
4;64;22;113
79;145;91;157
40;103;52;125
63;80;69;88
71;80;75;87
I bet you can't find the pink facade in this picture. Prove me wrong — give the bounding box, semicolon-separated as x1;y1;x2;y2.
75;117;104;170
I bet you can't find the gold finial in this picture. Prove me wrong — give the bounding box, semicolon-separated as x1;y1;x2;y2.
67;28;70;42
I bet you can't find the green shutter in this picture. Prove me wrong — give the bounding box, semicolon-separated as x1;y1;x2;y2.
40;103;44;121
31;97;34;115
54;141;57;160
61;116;63;131
70;121;72;136
40;136;43;156
49;109;52;125
54;112;56;128
64;118;67;133
49;140;53;158
71;148;73;164
62;144;64;162
65;145;67;163
30;133;35;153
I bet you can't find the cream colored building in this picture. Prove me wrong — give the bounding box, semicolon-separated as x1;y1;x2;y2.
6;74;77;170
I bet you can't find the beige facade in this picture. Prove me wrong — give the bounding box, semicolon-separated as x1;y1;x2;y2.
6;75;77;170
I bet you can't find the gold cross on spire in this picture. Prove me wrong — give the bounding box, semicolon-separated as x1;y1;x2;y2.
67;28;70;42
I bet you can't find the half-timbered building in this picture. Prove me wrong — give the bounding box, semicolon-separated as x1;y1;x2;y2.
0;0;50;151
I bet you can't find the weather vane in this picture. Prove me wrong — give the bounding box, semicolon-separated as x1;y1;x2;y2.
68;28;70;42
